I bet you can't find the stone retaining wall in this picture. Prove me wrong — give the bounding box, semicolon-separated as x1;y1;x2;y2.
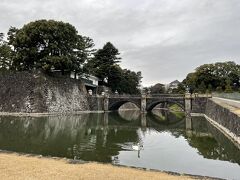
191;97;208;113
0;71;89;113
205;99;240;137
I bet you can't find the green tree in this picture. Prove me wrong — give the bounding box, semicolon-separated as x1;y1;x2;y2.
107;66;142;94
0;33;3;43
7;26;18;46
207;84;213;93
216;86;223;93
107;65;123;92
89;42;120;84
173;83;185;94
0;33;13;72
85;42;141;94
225;78;233;93
118;69;142;94
8;20;94;74
198;81;206;93
183;61;240;93
150;83;165;94
183;72;197;92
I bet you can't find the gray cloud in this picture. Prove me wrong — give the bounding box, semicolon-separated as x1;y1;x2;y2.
1;0;240;85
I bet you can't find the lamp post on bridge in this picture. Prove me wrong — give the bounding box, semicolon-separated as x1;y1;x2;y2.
88;89;93;96
147;89;151;97
103;89;109;112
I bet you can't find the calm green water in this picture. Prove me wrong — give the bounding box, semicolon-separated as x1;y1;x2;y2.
0;110;240;179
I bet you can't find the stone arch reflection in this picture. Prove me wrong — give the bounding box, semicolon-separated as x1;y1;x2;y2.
117;110;140;121
146;100;185;112
109;101;140;111
119;102;139;111
148;110;185;126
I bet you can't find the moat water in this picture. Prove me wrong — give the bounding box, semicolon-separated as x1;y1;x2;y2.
0;110;240;179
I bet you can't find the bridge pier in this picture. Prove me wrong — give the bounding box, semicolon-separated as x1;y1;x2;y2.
103;94;109;111
141;113;147;127
186;115;193;137
186;115;192;130
141;94;147;113
185;92;192;115
103;112;109;125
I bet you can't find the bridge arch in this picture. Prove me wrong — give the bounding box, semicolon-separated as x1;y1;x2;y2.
146;100;185;112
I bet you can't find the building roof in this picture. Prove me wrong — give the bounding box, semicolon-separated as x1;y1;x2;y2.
81;73;99;81
170;80;180;85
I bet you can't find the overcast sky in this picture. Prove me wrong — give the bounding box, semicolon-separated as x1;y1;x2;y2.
1;0;240;86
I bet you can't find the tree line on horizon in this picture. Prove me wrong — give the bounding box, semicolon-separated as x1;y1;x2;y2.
0;19;142;94
182;61;240;93
148;61;240;94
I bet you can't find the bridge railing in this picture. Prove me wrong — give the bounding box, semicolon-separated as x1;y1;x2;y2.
109;94;141;98
88;94;185;98
192;93;212;98
109;94;186;98
87;93;212;99
149;94;185;97
87;94;142;98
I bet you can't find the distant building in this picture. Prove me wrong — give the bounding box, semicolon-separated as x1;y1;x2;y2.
165;80;180;93
169;80;180;89
51;70;99;93
70;72;99;93
164;84;170;92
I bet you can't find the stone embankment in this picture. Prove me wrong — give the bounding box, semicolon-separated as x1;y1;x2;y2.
204;98;240;146
191;96;240;147
205;98;240;137
0;71;89;113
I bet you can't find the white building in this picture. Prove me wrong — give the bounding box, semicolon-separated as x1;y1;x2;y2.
169;80;180;89
70;72;99;93
164;80;180;93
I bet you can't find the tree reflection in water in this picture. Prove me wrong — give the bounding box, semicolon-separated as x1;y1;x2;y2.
0;111;239;165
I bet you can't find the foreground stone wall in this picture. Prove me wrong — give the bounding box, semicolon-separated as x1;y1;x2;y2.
205;99;240;137
0;71;89;113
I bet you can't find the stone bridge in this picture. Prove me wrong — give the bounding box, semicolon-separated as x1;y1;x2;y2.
88;93;205;114
108;94;186;111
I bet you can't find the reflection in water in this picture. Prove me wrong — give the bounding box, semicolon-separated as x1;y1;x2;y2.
118;110;140;121
184;116;240;163
0;111;240;179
